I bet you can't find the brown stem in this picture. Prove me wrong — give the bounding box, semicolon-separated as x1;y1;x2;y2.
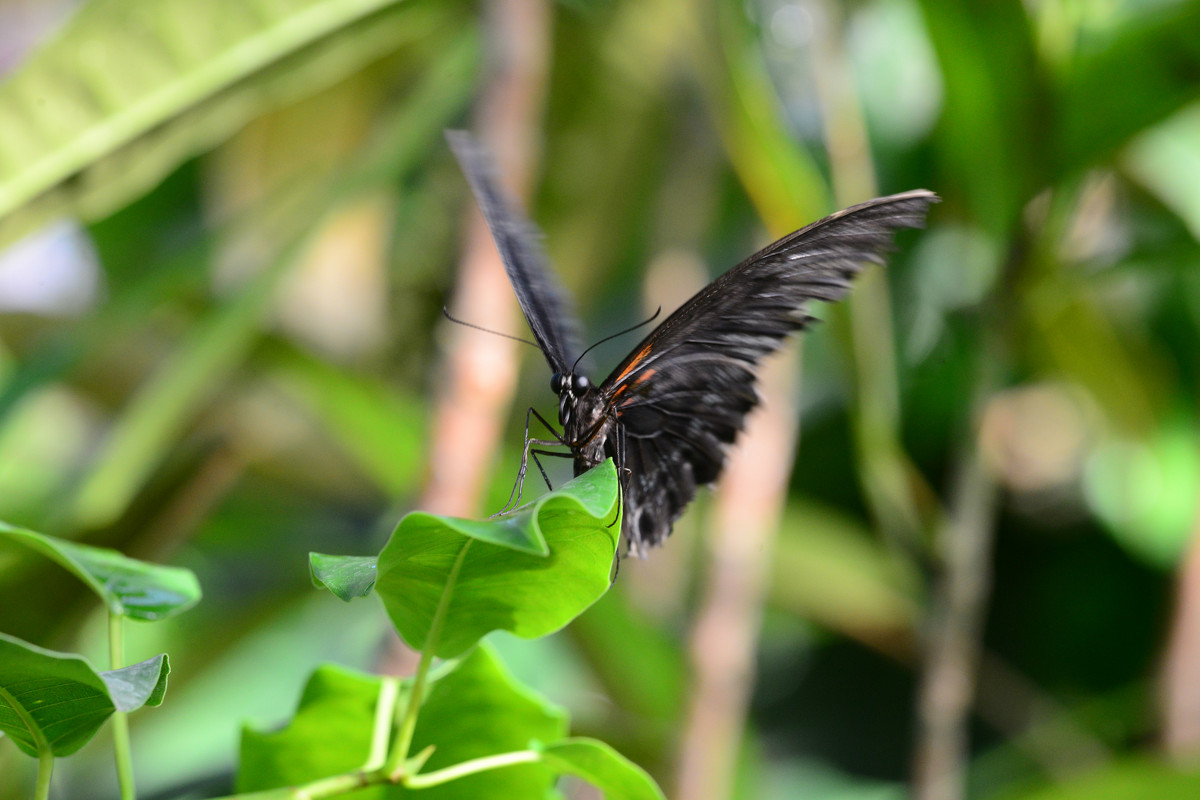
379;0;551;677
675;351;799;800
420;0;552;518
809;0;930;553
1161;511;1200;755
912;383;998;800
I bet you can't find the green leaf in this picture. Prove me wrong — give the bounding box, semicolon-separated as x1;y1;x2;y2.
1055;4;1200;179
537;739;666;800
237;663;388;793
310;553;378;601
271;346;427;497
999;756;1200;800
770;501;921;636
701;1;830;232
237;645;568;799
0;521;201;620
64;25;476;530
1083;417;1200;568
375;461;620;658
1125;104;1200;241
68;241;302;529
407;644;568;799
917;0;1042;233
0;632;168;757
0;0;460;245
100;654;171;711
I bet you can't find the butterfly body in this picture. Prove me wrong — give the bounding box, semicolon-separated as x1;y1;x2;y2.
560;391;612;478
446;130;938;554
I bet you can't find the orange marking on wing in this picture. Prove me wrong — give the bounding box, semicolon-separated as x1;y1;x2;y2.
614;368;656;409
612;345;653;384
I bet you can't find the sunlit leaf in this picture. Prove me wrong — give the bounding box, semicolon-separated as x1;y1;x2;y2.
0;0;461;245
701;0;829;232
1126;104;1200;241
375;461;620;659
63;24;476;530
1083;417;1200;568
0;521;200;620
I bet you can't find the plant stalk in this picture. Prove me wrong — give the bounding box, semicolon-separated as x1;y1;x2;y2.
364;677;399;770
403;749;541;789
0;683;54;799
108;611;136;800
204;744;523;799
35;748;54;800
386;541;471;777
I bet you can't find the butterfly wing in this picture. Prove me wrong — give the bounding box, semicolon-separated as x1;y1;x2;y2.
599;190;940;551
447;130;580;374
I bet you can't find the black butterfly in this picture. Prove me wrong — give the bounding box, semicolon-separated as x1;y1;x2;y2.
447;130;938;555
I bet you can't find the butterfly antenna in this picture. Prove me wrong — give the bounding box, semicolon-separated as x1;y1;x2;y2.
442;307;541;349
571;306;662;374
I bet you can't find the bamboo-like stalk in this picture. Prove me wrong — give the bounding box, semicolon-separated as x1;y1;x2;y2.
378;0;551;678
1161;520;1200;753
418;0;552;520
675;353;799;800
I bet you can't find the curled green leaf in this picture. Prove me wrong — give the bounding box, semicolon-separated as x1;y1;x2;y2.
536;738;666;800
309;553;377;601
100;654;170;711
376;460;620;658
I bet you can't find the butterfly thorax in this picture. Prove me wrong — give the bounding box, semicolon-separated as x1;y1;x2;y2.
566;391;611;465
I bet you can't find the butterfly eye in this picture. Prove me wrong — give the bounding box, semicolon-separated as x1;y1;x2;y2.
550;373;563;394
573;375;590;394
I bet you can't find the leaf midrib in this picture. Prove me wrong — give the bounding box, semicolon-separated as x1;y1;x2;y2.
0;683;51;754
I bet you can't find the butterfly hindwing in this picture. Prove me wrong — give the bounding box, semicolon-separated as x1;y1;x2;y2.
600;190;940;550
446;130;580;374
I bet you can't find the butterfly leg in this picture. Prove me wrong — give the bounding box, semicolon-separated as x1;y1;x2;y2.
607;416;628;531
606;420;629;583
527;407;568;443
495;437;563;517
493;407;568;516
530;448;573;491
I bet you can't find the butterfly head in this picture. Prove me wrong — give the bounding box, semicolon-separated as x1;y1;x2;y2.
551;371;591;425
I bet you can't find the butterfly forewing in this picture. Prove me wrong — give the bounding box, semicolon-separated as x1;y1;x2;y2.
594;190;940;550
446;130;581;374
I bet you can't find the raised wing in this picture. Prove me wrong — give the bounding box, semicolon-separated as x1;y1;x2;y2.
602;190;940;551
446;130;580;374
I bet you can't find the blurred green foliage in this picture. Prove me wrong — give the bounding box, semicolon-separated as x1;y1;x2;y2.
1;0;1200;798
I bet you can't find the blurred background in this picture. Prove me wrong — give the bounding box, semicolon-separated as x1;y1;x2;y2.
1;0;1200;798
